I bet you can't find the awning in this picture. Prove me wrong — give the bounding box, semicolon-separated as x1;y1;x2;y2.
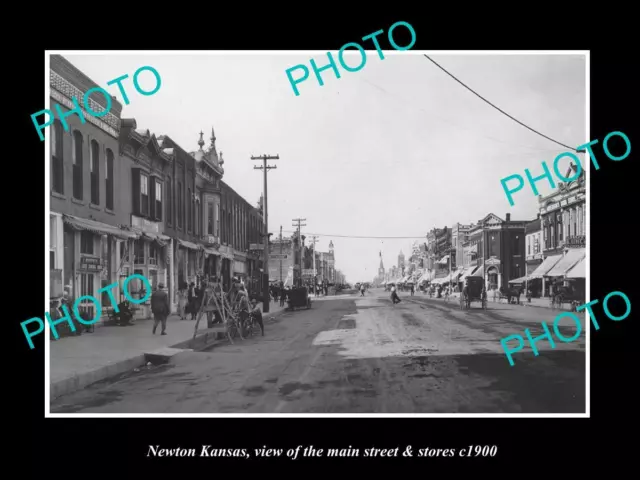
459;265;479;283
135;230;170;247
177;239;199;250
418;270;431;283
546;248;586;277
447;267;464;282
528;255;562;279
469;261;484;277
62;214;138;240
203;247;221;256
567;256;586;279
508;275;528;284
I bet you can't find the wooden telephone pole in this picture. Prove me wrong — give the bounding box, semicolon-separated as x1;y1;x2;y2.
252;153;279;313
292;218;306;286
309;235;319;289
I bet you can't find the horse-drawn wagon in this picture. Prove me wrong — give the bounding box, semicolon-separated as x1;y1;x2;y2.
459;276;488;310
286;286;312;311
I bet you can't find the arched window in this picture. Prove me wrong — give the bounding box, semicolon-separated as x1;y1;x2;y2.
72;131;83;200
105;149;114;210
90;139;100;205
51;120;64;194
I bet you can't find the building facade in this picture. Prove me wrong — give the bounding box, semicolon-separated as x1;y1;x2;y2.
49;54;140;324
49;55;266;323
471;213;527;290
117;121;174;318
451;223;473;270
525;215;543;276
539;163;586;257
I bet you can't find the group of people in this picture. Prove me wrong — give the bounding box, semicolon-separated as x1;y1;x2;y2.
150;276;264;337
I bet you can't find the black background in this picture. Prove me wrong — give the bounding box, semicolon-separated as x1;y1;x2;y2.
12;8;634;474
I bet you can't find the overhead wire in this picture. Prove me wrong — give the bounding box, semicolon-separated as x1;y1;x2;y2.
422;55;580;153
280;230;425;239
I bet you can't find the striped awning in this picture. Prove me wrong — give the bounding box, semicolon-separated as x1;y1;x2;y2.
62;214;138;240
459;265;479;283
529;254;562;279
546;248;586;277
566;256;586;279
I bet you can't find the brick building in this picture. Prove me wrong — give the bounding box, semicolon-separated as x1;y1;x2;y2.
118;120;173;317
49;54;139;323
49;55;267;323
461;213;527;290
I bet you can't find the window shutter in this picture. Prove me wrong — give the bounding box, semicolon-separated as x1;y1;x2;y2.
156;178;163;222
149;176;156;220
132;168;141;216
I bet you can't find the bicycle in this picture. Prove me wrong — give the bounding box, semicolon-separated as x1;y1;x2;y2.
240;310;260;338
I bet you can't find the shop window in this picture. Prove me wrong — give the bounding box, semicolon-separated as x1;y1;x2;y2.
80;231;94;255
149;243;158;266
79;273;95;319
51;120;64;195
72;131;83;200
105;149;114;210
90;140;100;205
134;239;145;264
149;270;158;289
50;250;56;269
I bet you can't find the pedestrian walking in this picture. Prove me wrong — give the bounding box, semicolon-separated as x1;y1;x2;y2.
360;284;365;296
187;282;198;320
176;285;188;320
151;283;170;335
390;284;401;305
410;284;415;296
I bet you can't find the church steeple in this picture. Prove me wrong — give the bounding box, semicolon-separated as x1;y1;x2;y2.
197;131;205;149
378;251;385;275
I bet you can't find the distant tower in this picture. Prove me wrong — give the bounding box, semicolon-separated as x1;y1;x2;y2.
378;251;385;277
398;250;405;271
329;240;334;255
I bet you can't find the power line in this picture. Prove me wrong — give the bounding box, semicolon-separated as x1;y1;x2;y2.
281;230;425;239
422;55;579;153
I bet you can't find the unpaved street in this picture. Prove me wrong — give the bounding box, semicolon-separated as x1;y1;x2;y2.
51;289;586;414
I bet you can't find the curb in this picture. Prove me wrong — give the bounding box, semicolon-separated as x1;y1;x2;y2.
50;308;290;401
50;354;145;401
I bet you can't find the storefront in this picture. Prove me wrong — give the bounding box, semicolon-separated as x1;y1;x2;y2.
175;239;200;289
60;214;139;323
128;215;170;318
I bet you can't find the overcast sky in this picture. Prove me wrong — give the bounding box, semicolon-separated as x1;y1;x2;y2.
62;52;586;283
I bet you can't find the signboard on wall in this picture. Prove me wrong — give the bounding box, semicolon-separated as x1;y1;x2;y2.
234;260;246;273
80;256;102;271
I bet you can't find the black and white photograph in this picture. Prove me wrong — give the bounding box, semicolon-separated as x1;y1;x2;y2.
44;51;588;415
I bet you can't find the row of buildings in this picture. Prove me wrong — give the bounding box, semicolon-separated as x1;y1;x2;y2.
48;55;344;322
375;165;586;297
262;234;345;288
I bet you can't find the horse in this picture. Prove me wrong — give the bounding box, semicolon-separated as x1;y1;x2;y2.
500;286;521;305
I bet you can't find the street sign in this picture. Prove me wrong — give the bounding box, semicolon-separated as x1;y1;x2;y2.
271;254;288;259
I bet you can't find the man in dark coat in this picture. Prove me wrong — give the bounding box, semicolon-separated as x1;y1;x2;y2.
151;283;171;335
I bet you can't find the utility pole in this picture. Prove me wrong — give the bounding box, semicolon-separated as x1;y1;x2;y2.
252;153;279;313
279;225;283;283
310;235;319;291
292;218;306;286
